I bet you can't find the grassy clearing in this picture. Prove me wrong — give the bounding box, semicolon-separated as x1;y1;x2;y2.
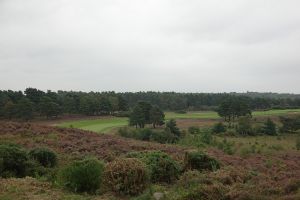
166;108;300;120
57;117;128;133
55;109;300;133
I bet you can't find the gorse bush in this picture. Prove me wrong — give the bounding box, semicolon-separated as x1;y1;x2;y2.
262;118;277;135
188;126;200;134
118;127;178;144
104;158;148;195
212;122;226;134
59;157;104;194
0;144;28;178
184;151;220;171
150;130;178;143
29;147;57;168
236;116;254;135
127;151;181;183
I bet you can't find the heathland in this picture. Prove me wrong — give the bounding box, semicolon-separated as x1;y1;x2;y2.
1;89;300;200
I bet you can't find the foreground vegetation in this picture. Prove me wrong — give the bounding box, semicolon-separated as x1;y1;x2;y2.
1;93;300;199
1;122;300;200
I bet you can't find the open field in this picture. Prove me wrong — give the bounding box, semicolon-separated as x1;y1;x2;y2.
57;117;128;133
55;109;300;133
165;108;300;119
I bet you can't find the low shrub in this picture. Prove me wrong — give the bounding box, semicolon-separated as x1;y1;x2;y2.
239;146;255;158
212;122;226;134
188;126;200;134
29;147;57;168
59;157;105;194
175;110;187;114
284;179;300;194
127;151;181;183
184;151;220;171
200;131;213;145
104;158;148;195
0;144;28;178
181;183;228;200
262;118;277;135
177;170;213;188
113;111;130;117
118;127;138;138
24;159;48;178
118;127;178;144
150;130;178;144
236;116;254;135
296;137;300;150
216;138;235;155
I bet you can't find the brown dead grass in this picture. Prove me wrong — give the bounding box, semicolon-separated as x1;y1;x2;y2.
0;122;186;162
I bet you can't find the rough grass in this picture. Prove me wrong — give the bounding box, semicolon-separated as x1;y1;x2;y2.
214;134;300;156
57;117;128;133
0;177;113;200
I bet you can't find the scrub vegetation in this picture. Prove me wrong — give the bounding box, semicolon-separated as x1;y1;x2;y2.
1;89;300;200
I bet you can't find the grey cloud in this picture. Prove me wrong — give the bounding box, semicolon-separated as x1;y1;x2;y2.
0;0;300;93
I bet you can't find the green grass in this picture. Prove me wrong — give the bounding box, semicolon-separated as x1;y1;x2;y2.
56;109;300;133
215;134;299;156
166;108;300;119
57;117;128;133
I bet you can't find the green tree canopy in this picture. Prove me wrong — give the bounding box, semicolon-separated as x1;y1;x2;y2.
16;97;34;120
39;96;62;118
150;105;165;128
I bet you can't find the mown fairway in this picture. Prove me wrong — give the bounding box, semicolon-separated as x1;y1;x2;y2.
165;108;300;119
56;109;300;133
58;117;128;133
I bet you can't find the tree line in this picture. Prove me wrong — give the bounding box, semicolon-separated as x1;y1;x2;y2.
1;88;300;120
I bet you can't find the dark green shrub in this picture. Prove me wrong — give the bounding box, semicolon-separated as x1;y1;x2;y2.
166;119;181;137
188;126;200;134
0;144;28;178
104;158;148;195
118;127;138;138
113;111;130;117
24;159;49;178
262;118;277;135
212;122;226;134
135;128;153;141
175;110;187;114
181;183;228;200
279;116;300;133
29;147;57;168
150;130;178;144
59;157;104;194
118;127;178;144
296;137;300;150
127;151;181;183
184;151;220;171
236;116;254;135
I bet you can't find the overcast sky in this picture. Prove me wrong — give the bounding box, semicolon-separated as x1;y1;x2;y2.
0;0;300;93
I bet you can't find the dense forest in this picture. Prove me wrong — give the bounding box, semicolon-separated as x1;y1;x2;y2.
1;88;300;120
